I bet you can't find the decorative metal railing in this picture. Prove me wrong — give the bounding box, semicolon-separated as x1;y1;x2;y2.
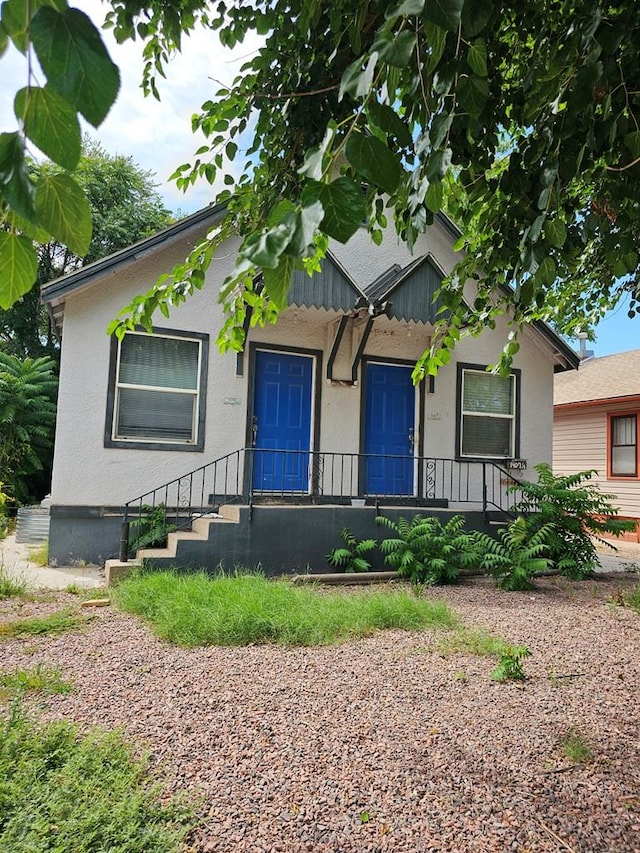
119;448;527;560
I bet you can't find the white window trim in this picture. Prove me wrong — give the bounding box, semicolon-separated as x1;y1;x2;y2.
460;368;517;459
111;330;204;446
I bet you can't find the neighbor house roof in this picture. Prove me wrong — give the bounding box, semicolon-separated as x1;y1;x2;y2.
554;349;640;407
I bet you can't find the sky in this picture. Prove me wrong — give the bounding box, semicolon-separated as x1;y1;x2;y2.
0;0;637;358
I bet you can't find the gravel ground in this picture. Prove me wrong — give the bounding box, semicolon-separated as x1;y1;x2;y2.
1;576;639;853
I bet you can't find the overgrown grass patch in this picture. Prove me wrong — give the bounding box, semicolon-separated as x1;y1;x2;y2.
0;664;73;700
624;586;640;615
0;609;91;640
112;571;459;647
560;728;594;764
0;565;28;600
0;702;194;852
435;626;511;658
27;542;48;567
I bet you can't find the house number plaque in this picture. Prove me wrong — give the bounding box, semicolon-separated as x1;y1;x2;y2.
506;459;527;470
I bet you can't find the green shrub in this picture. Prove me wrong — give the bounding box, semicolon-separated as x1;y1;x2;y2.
477;516;552;590
490;645;531;681
0;702;193;852
128;504;175;551
326;527;377;573
512;463;636;579
377;514;480;586
112;570;459;647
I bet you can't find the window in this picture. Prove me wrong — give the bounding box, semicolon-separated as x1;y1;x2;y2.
106;330;208;450
610;414;637;477
457;364;519;458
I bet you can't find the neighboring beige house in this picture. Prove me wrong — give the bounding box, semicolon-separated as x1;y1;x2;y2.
42;205;578;571
554;349;640;541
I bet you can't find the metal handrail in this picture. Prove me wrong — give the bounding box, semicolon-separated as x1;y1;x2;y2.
119;448;527;560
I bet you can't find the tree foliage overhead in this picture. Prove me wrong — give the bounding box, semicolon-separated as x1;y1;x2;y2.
0;139;173;360
2;1;640;373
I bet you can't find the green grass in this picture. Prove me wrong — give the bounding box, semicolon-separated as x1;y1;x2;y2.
0;702;194;852
560;729;594;763
27;543;48;567
0;664;73;699
625;586;640;615
112;570;459;647
435;626;511;658
0;610;91;640
0;565;28;600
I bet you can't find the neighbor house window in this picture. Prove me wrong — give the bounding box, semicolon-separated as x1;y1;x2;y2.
105;329;208;450
457;365;518;458
610;414;637;477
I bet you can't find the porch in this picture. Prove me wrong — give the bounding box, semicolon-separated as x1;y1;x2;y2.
116;448;527;572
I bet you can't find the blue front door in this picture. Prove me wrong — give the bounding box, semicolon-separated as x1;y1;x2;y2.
363;362;415;495
252;351;313;492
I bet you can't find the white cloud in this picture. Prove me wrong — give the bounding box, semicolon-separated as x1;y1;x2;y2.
0;0;262;213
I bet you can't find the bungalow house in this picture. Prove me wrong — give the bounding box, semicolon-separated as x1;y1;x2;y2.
42;204;579;574
554;349;640;542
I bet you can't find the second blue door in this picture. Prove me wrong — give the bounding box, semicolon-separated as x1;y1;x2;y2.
252;351;313;492
363;363;415;495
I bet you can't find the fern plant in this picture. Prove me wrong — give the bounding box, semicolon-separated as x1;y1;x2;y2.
477;516;552;591
376;514;480;586
326;528;377;573
511;463;636;579
128;504;175;552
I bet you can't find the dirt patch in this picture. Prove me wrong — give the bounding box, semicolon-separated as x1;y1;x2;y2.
1;576;639;852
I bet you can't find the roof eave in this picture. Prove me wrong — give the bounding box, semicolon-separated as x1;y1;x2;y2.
41;202;227;306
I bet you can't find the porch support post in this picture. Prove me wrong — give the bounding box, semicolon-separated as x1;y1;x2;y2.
119;520;130;563
327;315;349;381
351;317;374;383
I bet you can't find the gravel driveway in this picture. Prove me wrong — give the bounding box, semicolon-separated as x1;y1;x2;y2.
1;575;639;853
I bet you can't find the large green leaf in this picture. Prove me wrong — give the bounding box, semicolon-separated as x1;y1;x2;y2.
424;21;447;73
345;133;402;194
385;0;425;17
467;39;488;77
302;178;366;244
34;172;92;256
422;0;464;32
372;29;416;68
461;0;493;37
0;131;36;221
0;232;38;309
263;255;295;310
457;75;489;118
1;0;47;53
367;101;413;148
0;20;8;57
339;52;378;101
31;7;120;127
14;86;81;170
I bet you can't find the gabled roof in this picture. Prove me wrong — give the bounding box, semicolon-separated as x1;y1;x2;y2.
288;250;366;311
554;349;640;406
362;254;447;325
40;202;580;372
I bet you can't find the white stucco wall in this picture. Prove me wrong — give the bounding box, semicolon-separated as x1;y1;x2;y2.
50;220;558;508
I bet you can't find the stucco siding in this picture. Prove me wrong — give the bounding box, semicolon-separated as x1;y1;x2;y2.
51;219;559;525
